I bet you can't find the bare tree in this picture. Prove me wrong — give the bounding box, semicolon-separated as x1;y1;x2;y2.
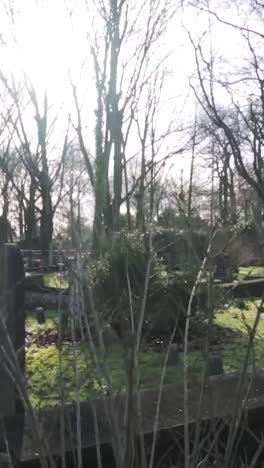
0;73;70;251
59;146;91;248
71;0;178;254
189;4;264;208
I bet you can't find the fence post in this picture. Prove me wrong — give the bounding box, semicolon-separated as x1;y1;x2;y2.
0;244;25;417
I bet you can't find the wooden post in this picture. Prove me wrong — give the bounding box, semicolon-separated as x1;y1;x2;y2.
0;244;25;417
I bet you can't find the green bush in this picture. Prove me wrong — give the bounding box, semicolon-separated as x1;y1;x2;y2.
92;230;165;301
87;231;166;332
153;226;208;272
84;230;220;342
88;230;208;340
146;273;210;340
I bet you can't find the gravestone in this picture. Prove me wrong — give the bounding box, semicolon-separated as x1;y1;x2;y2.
0;244;25;417
35;306;46;324
214;253;233;282
167;343;179;366
208;356;224;376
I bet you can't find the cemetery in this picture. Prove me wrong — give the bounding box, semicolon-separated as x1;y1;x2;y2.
1;234;264;466
2;1;264;465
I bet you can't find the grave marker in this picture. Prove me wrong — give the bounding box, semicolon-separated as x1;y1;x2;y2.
0;244;25;417
214;253;233;282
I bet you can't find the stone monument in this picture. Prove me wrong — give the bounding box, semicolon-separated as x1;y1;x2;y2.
0;243;25;416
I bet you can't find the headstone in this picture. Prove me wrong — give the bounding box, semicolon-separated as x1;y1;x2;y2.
214;254;233;282
167;344;179;366
102;324;119;347
208;356;224;376
24;273;44;291
0;244;25;417
35;306;46;324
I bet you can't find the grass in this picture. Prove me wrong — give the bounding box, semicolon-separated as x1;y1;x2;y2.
214;298;264;372
26;309;58;335
43;273;69;289
25;298;264;408
237;266;264;281
26;344;205;408
25;311;204;408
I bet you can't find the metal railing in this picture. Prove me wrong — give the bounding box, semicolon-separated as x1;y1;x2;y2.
21;249;90;272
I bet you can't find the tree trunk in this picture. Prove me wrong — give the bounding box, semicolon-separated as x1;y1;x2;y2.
77;189;82;245
136;148;146;229
24;180;36;244
92;72;112;255
112;115;123;230
18;199;24;239
69;187;76;248
2;181;9;226
40;208;53;252
40;180;53;252
124;158;132;229
188;113;197;220
136;183;145;228
222;168;229;226
108;0;123;231
229;168;237;225
93;104;107;254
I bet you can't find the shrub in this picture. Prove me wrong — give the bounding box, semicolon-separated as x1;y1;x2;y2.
83;229;225;344
92;230;165;306
85;230;166;334
146;272;209;341
153;226;208;273
87;230;210;342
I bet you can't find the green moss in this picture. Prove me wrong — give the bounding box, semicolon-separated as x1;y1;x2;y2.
215;299;263;336
214;299;264;373
237;266;264;281
26;344;105;408
25;340;207;409
43;273;69;289
25;298;264;409
26;309;58;335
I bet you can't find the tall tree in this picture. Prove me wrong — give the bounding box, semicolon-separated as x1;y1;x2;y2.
72;0;177;254
189;3;264;207
0;74;70;251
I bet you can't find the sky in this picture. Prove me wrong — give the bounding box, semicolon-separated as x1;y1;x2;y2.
0;0;260;187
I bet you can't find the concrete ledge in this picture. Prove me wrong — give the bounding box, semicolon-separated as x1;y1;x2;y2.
4;372;264;462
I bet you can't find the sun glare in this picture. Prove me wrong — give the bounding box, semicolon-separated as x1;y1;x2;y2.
7;1;85;97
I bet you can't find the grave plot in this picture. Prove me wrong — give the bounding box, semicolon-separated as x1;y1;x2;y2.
24;297;264;408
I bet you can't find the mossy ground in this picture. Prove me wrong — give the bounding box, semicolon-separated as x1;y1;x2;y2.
43;273;69;289
26;309;58;335
42;267;264;289
214;298;264;373
25;311;204;408
25;298;264;408
236;266;264;281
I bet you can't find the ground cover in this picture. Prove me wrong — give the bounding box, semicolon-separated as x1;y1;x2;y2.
237;266;264;281
214;298;264;372
25;311;204;408
43;273;69;289
25;299;264;408
26;332;204;407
